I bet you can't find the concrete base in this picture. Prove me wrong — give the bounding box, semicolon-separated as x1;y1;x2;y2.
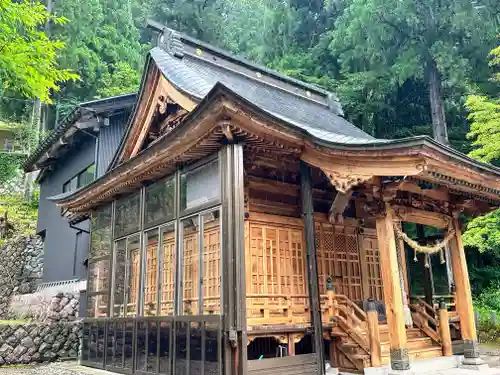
460;356;488;370
388;370;414;375
363;355;463;375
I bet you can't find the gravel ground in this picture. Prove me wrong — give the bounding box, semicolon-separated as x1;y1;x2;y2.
0;362;111;375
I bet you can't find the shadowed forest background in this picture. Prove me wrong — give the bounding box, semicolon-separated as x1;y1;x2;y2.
1;0;500;312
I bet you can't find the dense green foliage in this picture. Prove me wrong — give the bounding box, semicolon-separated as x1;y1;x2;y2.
462;42;500;261
0;193;39;246
0;0;78;103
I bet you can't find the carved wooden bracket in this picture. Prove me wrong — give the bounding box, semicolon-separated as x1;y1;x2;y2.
322;170;373;194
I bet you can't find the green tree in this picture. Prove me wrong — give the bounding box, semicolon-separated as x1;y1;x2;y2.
51;0;144;102
329;0;497;144
0;0;78;103
463;42;500;256
97;62;141;98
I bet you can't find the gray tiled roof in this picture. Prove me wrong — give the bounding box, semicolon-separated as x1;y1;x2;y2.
149;46;380;145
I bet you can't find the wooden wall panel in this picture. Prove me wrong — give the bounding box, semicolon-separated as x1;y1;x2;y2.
144;241;158;315
161;232;176;315
245;213;384;328
246;217;309;326
202;219;221;314
362;232;383;301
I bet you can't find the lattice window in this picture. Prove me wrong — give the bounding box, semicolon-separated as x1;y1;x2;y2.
363;235;383;301
315;221;363;301
246;219;308;326
127;249;140;315
182;219;199;314
144;232;158;315
160;225;176;315
202;213;221;314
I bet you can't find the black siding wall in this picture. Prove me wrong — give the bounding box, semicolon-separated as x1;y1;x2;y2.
37;111;129;283
37;140;95;282
97;112;128;177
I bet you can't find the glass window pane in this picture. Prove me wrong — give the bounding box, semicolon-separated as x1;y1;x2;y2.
160;224;176;316
205;322;220;374
174;321;187;375
180;160;220;211
88;259;110;294
90;205;112;259
78;164;95;188
86;294;108;318
124;320;134;369
145;178;175;226
159;321;172;373
112;239;126;317
126;235;141;316
181;217;199;315
202;210;221;314
115;194;141;238
144;229;159;315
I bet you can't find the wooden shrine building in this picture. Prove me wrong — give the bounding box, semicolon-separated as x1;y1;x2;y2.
51;22;500;375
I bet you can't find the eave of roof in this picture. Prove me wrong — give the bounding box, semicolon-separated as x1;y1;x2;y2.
51;84;500;211
23;93;137;172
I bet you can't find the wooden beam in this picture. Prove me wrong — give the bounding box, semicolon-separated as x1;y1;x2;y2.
300;161;325;375
375;204;410;371
391;205;451;229
329;189;352;223
384;180;449;201
449;217;479;360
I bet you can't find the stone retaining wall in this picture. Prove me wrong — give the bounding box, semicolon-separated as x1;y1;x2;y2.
0;235;43;317
0;321;82;365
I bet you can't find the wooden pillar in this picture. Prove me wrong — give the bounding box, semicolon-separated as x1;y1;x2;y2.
375;204;410;371
221;144;247;375
300;161;325;375
449;216;479;360
367;300;382;367
438;301;453;357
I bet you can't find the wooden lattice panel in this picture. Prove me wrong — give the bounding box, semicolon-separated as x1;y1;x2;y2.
161;230;176;315
246;214;309;326
144;239;158;315
182;225;198;314
202;219;221;314
361;231;383;301
316;220;363;301
128;249;140;315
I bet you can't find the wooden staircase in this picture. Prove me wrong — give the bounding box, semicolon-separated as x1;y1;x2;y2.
325;294;449;373
331;324;443;372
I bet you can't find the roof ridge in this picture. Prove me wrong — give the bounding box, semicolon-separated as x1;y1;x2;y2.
147;20;342;114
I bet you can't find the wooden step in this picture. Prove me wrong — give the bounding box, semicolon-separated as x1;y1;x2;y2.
375;328;425;341
381;337;434;352
381;346;443;365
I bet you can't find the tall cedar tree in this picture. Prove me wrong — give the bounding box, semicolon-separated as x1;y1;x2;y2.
330;0;496;145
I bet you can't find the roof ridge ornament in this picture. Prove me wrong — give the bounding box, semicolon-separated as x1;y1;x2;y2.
159;28;184;58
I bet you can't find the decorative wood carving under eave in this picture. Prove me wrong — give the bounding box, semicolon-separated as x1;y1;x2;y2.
301;148;428;194
325;171;374;194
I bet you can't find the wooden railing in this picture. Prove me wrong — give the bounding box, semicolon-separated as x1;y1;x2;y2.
409;297;453;356
323;291;373;370
412;294;457;311
409;299;441;343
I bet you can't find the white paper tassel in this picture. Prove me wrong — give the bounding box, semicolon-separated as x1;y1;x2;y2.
404;305;413;327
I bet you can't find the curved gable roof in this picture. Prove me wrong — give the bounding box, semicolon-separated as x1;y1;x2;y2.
109;27;377;170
